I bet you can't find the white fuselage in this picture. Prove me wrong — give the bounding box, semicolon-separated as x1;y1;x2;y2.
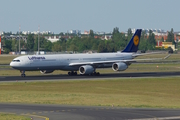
10;52;133;71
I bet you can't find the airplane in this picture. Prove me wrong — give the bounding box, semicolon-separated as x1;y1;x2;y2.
10;29;170;77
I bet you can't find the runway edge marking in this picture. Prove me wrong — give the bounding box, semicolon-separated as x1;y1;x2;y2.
22;113;49;120
131;116;180;120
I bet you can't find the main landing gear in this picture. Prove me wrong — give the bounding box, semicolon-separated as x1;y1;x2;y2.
68;71;77;76
90;72;100;76
81;72;100;76
20;70;26;77
67;71;100;76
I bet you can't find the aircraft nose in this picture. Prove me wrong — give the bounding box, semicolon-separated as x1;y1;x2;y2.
10;61;17;67
10;62;13;67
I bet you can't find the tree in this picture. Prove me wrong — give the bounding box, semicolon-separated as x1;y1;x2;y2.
34;37;38;51
20;40;26;50
11;39;17;52
44;41;52;51
52;42;61;52
98;42;107;53
161;36;164;42
147;30;156;50
127;28;133;44
4;40;12;53
59;32;64;36
89;30;94;38
119;34;127;50
92;43;98;50
106;42;115;52
69;44;78;53
139;30;148;52
112;27;119;36
167;28;175;45
26;34;35;51
78;43;86;52
60;41;66;51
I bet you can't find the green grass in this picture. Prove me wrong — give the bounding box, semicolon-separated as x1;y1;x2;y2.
0;55;18;64
0;113;30;120
1;77;180;108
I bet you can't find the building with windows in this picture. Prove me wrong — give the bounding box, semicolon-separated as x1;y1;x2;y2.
68;30;81;35
44;36;60;43
156;41;177;51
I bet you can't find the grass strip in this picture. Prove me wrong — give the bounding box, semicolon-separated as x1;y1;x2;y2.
0;113;30;120
0;77;180;108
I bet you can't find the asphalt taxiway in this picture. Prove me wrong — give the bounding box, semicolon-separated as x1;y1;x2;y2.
0;103;180;120
0;71;180;82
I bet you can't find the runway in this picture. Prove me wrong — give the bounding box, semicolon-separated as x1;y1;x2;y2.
0;71;180;82
0;103;180;120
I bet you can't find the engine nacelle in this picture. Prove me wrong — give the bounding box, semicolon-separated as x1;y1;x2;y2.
79;65;94;75
40;70;54;74
112;62;128;71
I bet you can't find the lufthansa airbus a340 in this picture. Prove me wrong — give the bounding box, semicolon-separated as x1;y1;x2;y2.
10;29;169;77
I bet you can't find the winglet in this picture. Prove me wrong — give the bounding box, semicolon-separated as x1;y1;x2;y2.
122;29;142;53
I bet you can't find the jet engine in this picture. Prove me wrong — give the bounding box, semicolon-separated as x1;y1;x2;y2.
79;65;94;75
112;62;128;71
40;70;54;74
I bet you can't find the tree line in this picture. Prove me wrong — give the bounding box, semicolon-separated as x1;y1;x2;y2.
2;28;176;54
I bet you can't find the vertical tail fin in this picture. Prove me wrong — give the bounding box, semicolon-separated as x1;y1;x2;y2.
122;29;142;52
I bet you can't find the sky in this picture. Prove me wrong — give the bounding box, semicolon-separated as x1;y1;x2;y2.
0;0;180;33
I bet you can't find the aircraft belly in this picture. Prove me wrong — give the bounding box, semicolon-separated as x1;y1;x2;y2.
97;63;112;68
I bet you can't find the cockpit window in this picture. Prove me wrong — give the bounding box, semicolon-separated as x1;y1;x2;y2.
12;60;20;62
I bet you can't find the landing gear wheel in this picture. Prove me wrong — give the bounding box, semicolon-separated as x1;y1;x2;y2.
68;71;78;76
96;72;100;76
21;74;26;77
91;72;100;76
74;72;77;75
20;70;26;77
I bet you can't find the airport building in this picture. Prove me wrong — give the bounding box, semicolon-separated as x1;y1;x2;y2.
44;36;60;43
156;41;177;51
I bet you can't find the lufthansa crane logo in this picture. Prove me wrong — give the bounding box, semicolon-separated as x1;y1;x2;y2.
133;35;139;46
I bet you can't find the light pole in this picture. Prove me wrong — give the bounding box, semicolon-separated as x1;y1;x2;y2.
38;25;40;55
19;25;21;54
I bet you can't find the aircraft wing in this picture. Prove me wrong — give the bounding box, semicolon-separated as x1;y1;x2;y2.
69;59;135;66
69;54;171;66
131;54;171;62
132;52;167;57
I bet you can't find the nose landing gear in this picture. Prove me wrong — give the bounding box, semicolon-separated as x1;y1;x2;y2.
20;70;26;77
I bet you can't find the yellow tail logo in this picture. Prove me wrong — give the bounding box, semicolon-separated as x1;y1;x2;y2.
133;35;139;46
